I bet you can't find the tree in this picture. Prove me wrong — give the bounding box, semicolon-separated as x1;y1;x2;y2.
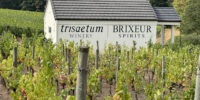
35;0;47;12
150;0;170;7
181;0;200;34
167;0;174;6
20;0;36;11
0;0;23;10
0;0;47;12
173;0;189;18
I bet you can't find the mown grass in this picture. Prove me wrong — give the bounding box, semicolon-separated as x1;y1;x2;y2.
0;9;43;30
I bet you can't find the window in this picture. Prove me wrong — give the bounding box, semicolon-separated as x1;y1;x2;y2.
49;27;52;33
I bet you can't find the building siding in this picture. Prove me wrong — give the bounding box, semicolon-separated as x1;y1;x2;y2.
44;0;57;43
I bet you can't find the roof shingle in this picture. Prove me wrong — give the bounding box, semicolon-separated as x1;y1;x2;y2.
51;0;157;21
154;7;181;22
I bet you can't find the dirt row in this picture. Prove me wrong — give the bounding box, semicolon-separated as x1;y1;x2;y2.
0;75;12;100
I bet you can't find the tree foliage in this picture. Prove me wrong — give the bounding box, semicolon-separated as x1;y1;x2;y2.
173;0;200;34
21;0;36;11
0;0;23;10
173;0;188;18
182;0;200;34
0;0;46;12
35;0;47;12
150;0;172;7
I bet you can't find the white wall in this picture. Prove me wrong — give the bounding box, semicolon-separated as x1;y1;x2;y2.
44;0;57;43
55;20;157;52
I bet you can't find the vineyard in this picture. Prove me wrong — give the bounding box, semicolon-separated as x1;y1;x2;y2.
0;32;199;100
0;9;43;37
0;9;43;30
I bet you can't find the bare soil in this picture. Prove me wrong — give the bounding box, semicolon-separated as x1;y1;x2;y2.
157;28;180;43
0;75;12;100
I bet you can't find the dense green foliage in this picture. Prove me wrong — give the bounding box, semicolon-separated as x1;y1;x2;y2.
0;0;22;10
0;32;199;99
0;9;43;37
181;0;200;34
173;0;200;34
173;0;188;18
150;0;173;7
0;0;46;12
170;35;200;46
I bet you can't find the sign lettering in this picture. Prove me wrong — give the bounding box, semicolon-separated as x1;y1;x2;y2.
61;25;104;33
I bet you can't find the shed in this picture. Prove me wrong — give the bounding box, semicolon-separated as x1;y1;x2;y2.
44;0;181;50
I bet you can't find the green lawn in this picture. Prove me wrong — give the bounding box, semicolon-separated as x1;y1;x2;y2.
0;9;43;30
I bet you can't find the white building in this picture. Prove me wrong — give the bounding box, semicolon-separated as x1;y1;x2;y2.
44;0;181;50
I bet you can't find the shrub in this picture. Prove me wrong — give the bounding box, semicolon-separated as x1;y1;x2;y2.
0;25;43;37
172;34;200;45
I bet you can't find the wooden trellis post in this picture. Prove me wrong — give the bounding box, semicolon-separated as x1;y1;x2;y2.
76;47;89;100
162;56;165;99
132;41;136;60
152;48;155;80
117;57;120;71
65;48;68;62
32;46;35;59
180;32;182;46
194;55;200;100
68;49;71;74
31;46;35;76
116;45;120;83
108;46;111;68
62;44;65;56
109;46;111;57
162;56;165;86
10;47;17;77
127;51;129;62
116;56;120;83
131;48;134;60
13;47;17;68
133;41;136;50
189;48;193;79
95;41;99;69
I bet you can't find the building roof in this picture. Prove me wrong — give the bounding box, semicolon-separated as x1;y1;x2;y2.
154;7;181;22
50;0;181;22
51;0;157;21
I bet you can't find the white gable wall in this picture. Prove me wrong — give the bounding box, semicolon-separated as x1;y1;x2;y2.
44;0;57;43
